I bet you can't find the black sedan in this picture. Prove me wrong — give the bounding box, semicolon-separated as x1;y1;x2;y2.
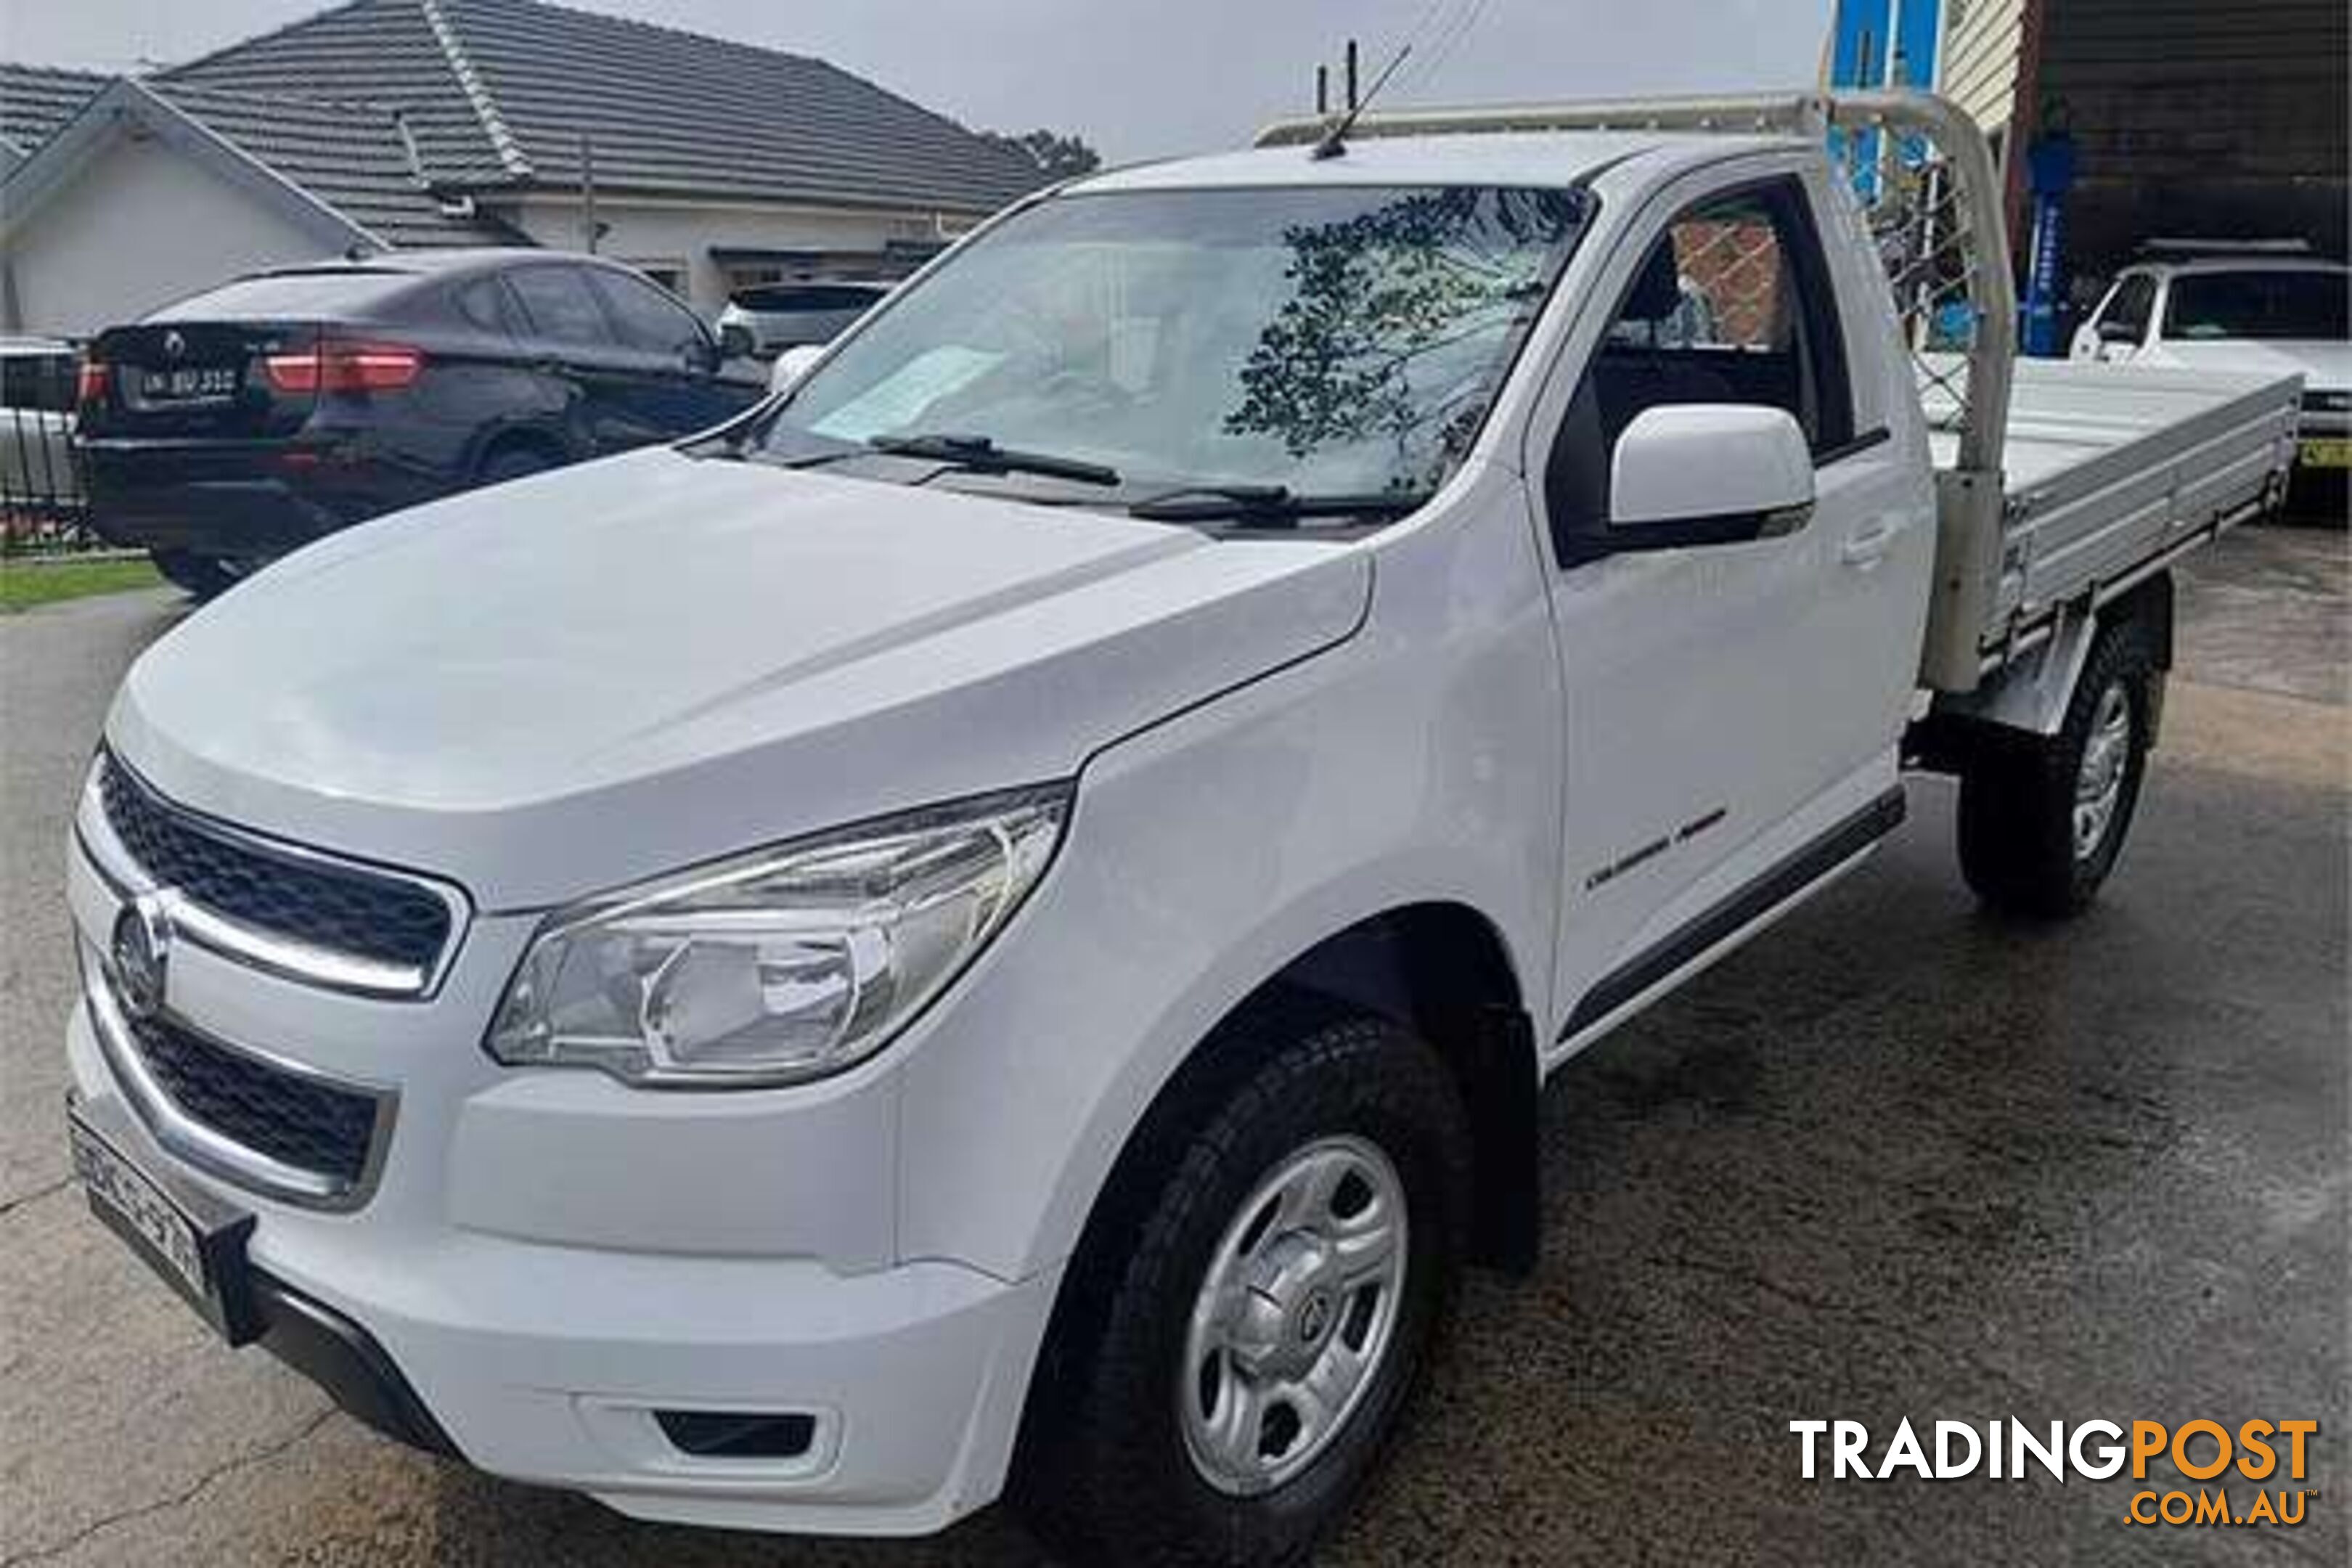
77;250;765;596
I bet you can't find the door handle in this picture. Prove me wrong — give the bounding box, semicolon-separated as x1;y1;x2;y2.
1840;519;1898;567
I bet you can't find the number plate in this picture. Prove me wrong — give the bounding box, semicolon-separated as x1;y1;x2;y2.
139;366;240;401
68;1103;258;1342
2297;438;2351;469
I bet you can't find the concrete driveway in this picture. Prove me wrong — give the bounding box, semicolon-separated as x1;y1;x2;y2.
1;526;2344;1567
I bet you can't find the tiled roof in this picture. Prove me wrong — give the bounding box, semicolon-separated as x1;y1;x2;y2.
150;83;526;247
0;65;110;156
1;63;516;246
163;0;1050;214
162;0;515;187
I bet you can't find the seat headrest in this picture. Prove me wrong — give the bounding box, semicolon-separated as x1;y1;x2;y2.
1622;243;1687;324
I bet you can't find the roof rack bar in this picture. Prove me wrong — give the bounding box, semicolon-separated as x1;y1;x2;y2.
1255;91;1836;147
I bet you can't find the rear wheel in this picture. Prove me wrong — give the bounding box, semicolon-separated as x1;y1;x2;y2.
473;441;561;486
147;549;244;600
1015;1009;1469;1567
1957;618;2157;918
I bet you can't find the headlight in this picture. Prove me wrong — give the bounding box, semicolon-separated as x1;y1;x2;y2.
486;785;1068;1087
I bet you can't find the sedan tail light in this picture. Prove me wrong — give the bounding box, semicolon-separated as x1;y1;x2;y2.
75;360;108;409
263;340;425;394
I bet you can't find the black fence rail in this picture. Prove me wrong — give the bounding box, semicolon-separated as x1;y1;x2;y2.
1;345;101;556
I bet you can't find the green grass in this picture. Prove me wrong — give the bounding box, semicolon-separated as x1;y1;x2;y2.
0;556;163;613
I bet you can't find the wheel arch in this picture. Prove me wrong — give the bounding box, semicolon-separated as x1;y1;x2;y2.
1055;899;1544;1299
1266;902;1543;1273
1914;569;2175;761
466;420;573;481
1007;898;1543;1524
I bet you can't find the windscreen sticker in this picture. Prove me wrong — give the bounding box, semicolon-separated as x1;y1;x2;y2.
808;346;1005;441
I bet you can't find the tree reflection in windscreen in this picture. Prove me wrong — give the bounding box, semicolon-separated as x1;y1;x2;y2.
765;184;1591;499
1224;188;1588;489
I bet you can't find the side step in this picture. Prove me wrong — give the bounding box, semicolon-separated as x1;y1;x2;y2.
1555;788;1907;1052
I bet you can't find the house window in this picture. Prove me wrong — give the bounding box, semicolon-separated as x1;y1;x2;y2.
626;261;689;298
723;264;796;294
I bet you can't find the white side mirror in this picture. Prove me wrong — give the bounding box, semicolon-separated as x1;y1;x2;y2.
1608;404;1814;547
769;344;825;396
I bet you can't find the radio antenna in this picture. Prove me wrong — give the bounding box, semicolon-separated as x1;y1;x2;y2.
1312;42;1410;160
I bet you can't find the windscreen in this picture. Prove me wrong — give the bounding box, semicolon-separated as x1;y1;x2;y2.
2163;269;2348;342
757;184;1591;498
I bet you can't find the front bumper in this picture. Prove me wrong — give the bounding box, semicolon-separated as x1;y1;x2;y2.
61;812;1061;1536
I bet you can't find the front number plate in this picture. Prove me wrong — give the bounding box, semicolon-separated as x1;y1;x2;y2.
2299;438;2351;469
68;1103;258;1342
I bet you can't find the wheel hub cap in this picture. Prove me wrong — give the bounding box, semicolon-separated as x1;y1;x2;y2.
1179;1135;1408;1497
2073;681;2133;860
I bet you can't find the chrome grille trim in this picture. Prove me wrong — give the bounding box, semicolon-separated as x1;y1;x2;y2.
80;944;396;1210
79;752;470;1000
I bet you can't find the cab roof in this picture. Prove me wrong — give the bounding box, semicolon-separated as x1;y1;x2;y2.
2121;255;2351;278
1071;129;1808;195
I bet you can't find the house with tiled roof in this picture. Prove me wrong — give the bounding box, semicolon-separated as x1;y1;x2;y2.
0;0;1052;335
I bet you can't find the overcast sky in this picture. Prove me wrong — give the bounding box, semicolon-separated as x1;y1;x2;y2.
3;0;1834;161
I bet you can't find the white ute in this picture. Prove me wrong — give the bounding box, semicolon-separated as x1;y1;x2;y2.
61;93;2300;1565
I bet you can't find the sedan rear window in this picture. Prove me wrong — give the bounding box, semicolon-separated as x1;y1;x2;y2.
150;270;418;321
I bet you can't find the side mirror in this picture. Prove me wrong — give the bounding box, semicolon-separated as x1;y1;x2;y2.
769;343;825;396
1608;404;1813;549
717;323;756;362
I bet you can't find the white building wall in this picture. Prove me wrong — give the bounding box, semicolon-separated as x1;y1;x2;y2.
1939;0;2029;139
499;195;968;311
1;131;339;336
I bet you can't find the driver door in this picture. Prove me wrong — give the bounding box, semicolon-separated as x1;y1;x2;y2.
1532;169;1919;1051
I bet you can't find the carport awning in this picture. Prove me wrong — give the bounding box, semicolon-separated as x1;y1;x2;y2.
709;240;947;269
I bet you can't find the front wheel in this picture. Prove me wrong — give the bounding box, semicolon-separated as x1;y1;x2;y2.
1957;620;2157;918
1015;1009;1469;1568
148;549;245;600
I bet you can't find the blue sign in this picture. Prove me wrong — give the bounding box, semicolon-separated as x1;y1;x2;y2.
1826;0;1943;197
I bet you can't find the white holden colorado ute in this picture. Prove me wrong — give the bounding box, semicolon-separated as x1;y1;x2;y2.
61;93;2300;1565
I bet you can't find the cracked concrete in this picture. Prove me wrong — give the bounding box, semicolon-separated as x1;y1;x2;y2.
3;1409;337;1567
0;523;2343;1565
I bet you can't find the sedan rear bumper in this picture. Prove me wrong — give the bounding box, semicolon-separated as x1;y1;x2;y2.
80;440;409;560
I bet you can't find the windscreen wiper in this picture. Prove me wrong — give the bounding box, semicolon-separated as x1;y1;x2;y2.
868;433;1121;487
1126;483;1435;525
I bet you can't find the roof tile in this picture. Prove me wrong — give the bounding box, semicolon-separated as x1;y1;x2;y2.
160;0;1050;213
0;65;110;155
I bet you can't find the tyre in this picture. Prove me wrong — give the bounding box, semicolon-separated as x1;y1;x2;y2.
147;549;243;600
1957;618;2157;918
1015;1007;1470;1568
473;441;560;486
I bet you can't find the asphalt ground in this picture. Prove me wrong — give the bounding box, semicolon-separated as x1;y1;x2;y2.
1;521;2343;1567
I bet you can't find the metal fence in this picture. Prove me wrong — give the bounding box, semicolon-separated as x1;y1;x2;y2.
1;345;100;556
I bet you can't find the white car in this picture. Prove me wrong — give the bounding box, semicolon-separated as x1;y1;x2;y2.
58;94;2301;1566
2073;251;2350;481
714;281;893;359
